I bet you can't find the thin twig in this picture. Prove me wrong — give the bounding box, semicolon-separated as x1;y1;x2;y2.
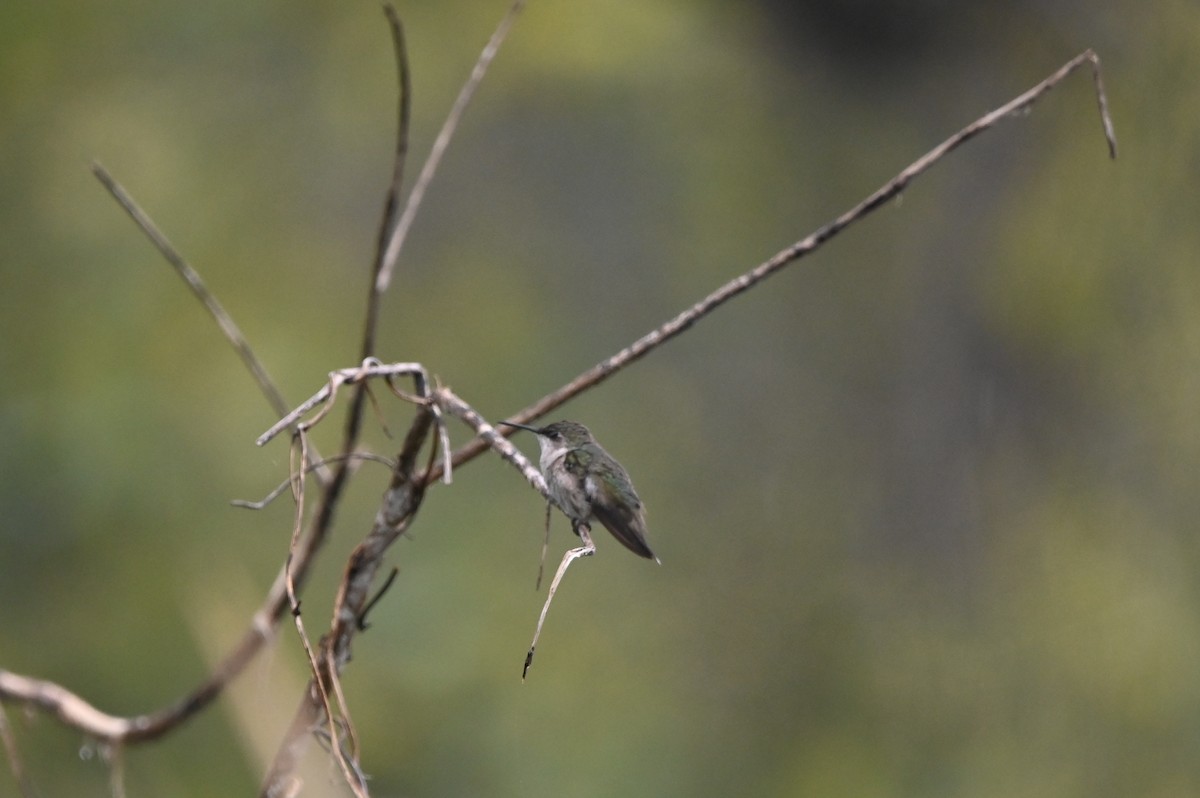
361;4;412;361
232;453;396;510
0;703;35;798
91;162;335;494
90;164;295;427
523;524;595;680
358;566;400;630
280;428;361;798
322;650;368;798
279;428;354;792
107;745;126;798
262;407;437;797
285;431;309;613
279;429;344;793
426;49;1118;483
385;373;453;483
375;0;528;294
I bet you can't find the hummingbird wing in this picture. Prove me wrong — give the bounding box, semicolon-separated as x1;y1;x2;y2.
574;449;657;561
589;490;656;560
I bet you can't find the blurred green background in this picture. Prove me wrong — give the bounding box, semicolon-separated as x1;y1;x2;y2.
2;1;1197;795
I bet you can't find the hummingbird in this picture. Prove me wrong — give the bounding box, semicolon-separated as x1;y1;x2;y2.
502;420;658;563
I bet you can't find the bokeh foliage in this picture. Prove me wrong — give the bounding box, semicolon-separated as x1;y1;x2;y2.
2;1;1198;796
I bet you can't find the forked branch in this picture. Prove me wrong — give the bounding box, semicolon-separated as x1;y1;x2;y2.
259;384;540;796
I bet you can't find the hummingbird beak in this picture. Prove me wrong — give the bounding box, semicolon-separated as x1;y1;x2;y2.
499;420;541;434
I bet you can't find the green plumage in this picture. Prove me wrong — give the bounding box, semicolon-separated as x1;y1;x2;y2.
506;420;657;561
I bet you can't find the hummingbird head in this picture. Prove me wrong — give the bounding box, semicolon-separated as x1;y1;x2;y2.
502;419;593;458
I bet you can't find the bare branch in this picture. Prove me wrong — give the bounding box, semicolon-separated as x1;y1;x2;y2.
0;670;134;741
361;3;412;362
257;360;431;446
427;49;1118;482
91;163;295;426
375;0;528;294
434;386;545;494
